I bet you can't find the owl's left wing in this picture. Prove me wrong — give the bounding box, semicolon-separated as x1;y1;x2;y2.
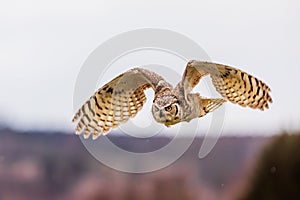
72;68;165;139
181;60;272;110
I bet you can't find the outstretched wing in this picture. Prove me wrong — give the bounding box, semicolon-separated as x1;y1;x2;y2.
182;60;272;110
72;68;165;139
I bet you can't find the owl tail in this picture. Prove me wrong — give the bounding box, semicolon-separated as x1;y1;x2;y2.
198;97;227;117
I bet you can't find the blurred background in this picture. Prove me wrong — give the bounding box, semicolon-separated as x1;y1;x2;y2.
0;0;300;200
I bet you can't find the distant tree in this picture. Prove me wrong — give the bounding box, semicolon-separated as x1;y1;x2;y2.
153;176;193;200
239;133;300;200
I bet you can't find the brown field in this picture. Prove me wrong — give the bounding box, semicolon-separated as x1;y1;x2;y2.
0;128;299;200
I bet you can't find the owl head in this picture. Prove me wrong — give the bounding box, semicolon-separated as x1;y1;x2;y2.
152;95;182;127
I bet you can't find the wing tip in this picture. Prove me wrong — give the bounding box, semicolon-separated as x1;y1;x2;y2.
92;132;101;140
72;106;83;122
72;115;78;123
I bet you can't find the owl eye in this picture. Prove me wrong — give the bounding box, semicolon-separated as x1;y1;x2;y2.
165;105;172;112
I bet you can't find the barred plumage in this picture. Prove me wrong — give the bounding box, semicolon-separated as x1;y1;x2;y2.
72;68;164;139
184;61;272;110
72;60;272;139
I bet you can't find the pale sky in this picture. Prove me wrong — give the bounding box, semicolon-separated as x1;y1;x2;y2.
0;0;299;135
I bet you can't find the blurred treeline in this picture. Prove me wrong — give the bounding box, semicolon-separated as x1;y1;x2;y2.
0;128;299;200
239;133;300;200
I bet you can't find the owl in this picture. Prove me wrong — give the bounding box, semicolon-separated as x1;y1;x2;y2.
72;60;272;139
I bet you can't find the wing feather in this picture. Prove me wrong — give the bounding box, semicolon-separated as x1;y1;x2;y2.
72;68;165;139
182;60;272;110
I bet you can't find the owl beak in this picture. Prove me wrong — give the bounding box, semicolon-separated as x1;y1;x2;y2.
159;110;163;118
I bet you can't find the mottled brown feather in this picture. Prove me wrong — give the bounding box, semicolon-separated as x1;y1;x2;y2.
198;97;227;117
183;60;272;110
72;68;164;139
73;61;273;139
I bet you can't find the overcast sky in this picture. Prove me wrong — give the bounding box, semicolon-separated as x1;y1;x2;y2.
0;0;299;135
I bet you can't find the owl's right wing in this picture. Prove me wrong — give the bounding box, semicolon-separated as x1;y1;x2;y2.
181;60;272;110
72;68;166;139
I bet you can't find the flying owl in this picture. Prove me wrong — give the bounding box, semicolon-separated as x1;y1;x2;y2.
72;60;272;139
